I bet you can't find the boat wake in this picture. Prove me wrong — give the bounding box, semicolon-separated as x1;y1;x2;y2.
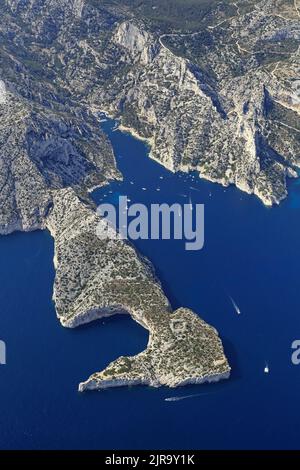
164;393;208;402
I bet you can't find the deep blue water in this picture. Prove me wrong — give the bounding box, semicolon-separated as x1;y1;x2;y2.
1;117;300;450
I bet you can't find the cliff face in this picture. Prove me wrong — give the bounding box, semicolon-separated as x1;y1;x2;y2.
0;84;118;233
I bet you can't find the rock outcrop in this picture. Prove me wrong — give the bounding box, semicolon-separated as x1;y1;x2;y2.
98;0;300;206
45;188;230;390
0;81;118;234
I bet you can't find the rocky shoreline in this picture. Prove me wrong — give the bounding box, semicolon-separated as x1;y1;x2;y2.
79;368;231;392
1;0;299;392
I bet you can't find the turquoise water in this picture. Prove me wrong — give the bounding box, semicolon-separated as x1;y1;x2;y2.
0;117;300;449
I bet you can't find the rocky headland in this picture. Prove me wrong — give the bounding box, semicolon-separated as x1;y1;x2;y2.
1;0;299;390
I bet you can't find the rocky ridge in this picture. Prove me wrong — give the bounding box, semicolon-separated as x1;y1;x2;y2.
46;188;230;390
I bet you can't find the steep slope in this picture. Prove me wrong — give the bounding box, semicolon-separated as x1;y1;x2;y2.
0;82;118;233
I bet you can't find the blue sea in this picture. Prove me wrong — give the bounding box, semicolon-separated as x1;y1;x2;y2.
0;117;300;449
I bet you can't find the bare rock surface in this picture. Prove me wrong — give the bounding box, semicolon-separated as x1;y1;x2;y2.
5;0;298;389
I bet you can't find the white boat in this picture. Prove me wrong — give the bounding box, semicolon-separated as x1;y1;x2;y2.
264;363;269;374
